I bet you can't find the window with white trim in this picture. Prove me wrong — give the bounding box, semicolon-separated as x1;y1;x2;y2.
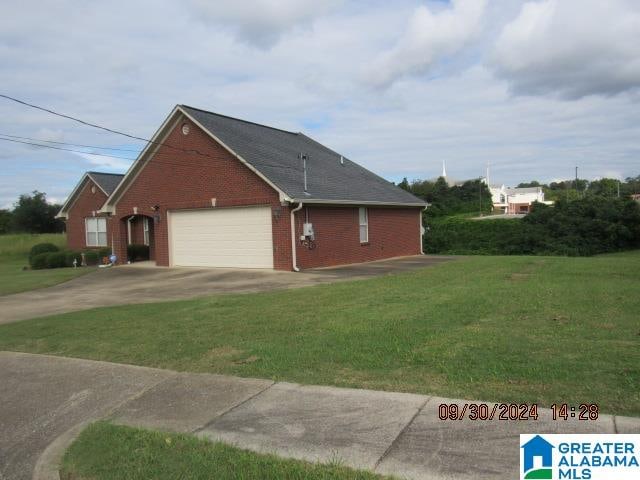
143;217;150;246
85;217;107;246
359;207;368;243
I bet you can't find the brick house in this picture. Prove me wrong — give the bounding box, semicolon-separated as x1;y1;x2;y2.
57;105;426;271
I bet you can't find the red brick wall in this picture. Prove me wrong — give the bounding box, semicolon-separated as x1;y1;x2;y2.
112;114;290;268
65;178;112;251
294;206;422;269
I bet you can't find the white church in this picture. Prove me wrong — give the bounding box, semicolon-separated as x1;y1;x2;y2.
436;161;551;214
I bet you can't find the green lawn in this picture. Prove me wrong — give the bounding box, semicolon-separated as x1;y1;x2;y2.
61;422;388;480
0;253;638;415
0;233;91;295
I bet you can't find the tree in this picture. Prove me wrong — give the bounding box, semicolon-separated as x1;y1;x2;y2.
588;178;620;197
517;180;541;188
397;177;410;191
0;209;12;234
11;191;64;233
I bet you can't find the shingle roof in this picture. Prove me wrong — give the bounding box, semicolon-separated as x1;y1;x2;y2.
87;171;124;196
181;106;425;206
505;187;541;195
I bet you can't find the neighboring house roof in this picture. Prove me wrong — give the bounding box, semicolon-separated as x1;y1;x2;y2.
181;106;425;206
56;171;124;219
505;187;542;195
87;171;124;196
102;105;426;211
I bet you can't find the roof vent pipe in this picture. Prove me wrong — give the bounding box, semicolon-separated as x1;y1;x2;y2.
303;155;308;192
340;155;344;165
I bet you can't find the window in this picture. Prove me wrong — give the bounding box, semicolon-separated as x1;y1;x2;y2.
85;217;107;246
143;217;150;246
359;207;368;243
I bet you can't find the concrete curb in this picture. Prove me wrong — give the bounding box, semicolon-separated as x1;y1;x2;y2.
2;352;636;480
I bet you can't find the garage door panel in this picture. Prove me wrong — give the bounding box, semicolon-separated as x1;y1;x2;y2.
169;207;274;268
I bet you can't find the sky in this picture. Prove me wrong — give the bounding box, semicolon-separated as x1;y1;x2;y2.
1;0;639;208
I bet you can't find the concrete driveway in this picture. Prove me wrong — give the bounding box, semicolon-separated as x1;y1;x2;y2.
0;255;454;325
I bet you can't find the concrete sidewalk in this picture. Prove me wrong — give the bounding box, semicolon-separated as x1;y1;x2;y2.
1;352;638;480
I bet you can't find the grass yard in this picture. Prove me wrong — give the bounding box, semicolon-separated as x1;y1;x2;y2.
61;422;388;480
0;252;638;415
0;233;91;295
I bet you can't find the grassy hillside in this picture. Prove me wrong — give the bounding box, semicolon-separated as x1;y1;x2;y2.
0;233;90;295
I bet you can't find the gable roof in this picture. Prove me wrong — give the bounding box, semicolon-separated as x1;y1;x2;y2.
102;105;426;211
87;171;124;196
56;171;124;219
181;106;425;206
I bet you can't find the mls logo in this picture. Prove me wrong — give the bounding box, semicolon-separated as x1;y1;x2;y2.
521;435;554;479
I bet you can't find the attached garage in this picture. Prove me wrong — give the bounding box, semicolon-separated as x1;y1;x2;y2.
168;206;274;268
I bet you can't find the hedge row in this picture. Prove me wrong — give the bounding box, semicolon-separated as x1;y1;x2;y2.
424;197;640;256
29;244;112;270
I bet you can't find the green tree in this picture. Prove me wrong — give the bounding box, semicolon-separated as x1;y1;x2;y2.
11;191;64;233
0;209;12;234
517;180;541;188
588;178;620;197
397;177;410;191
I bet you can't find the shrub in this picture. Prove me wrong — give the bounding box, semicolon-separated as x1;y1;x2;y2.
29;242;59;266
30;252;49;270
97;247;112;258
424;197;640;256
83;250;99;266
127;244;149;262
45;251;67;269
65;251;82;267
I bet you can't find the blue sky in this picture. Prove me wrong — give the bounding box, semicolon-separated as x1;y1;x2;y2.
1;0;639;208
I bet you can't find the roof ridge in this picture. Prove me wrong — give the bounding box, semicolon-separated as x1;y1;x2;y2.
180;105;298;136
87;171;125;176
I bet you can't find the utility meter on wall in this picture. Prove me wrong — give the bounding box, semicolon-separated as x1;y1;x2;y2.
302;222;315;240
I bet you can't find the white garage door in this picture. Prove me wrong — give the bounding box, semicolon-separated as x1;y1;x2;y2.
169;207;274;268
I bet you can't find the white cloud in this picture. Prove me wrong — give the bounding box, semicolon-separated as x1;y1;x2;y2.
492;0;640;98
366;0;487;87
0;0;639;208
187;0;343;48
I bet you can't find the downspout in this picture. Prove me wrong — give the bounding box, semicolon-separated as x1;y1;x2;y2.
290;202;303;272
420;205;428;255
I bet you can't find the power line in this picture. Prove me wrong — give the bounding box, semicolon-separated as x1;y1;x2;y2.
0;93;152;144
0;136;298;173
0;93;300;173
0;133;142;153
0;137;139;161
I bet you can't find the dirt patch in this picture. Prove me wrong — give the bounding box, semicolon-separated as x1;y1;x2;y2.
508;273;531;282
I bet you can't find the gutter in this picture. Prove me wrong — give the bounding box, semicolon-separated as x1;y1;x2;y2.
290;198;426;207
290;202;303;272
420;205;428;255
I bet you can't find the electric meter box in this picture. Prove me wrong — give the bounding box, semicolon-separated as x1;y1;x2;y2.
303;223;315;238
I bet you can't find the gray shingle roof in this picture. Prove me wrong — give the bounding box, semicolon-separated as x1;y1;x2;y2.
181;106;425;206
87;171;124;196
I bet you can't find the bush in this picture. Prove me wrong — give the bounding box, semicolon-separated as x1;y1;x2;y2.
29;242;59;266
83;250;99;266
65;251;82;267
30;252;49;270
424;197;640;256
45;251;67;269
127;244;149;262
97;247;112;258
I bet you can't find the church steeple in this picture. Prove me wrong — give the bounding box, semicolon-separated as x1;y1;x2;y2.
442;160;447;178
